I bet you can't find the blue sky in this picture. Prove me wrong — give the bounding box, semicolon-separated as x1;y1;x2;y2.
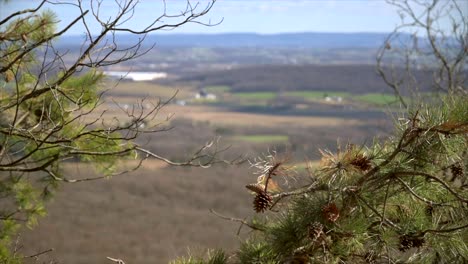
0;0;462;35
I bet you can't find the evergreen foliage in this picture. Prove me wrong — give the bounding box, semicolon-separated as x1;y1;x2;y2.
233;95;467;263
0;15;130;257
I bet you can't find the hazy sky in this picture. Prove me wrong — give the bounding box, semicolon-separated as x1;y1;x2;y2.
0;0;463;35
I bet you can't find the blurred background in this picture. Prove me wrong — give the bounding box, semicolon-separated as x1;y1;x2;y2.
2;0;462;263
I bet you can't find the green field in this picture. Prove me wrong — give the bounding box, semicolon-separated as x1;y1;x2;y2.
228;90;403;108
204;85;231;93
234;92;277;100
237;100;269;106
286;91;350;100
106;82;402;109
287;90;400;107
353;93;399;105
231;134;289;143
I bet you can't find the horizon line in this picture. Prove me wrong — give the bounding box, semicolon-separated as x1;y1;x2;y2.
62;31;398;37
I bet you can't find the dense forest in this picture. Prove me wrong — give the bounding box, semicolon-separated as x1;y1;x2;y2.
179;64;434;94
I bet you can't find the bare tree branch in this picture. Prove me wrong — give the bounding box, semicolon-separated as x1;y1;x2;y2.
0;0;47;26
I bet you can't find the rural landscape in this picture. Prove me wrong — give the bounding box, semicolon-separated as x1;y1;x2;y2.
1;0;466;264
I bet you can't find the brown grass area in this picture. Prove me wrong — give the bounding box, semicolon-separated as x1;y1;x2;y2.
21;163;256;264
19;119;388;264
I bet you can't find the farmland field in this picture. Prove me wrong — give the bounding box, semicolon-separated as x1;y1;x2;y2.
233;92;277;100
105;80;193;99
353;93;401;105
286;91;351;100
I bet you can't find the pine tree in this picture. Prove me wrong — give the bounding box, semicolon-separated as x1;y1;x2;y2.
0;1;220;262
232;96;467;263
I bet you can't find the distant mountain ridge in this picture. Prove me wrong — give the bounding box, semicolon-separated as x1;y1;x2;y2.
58;32;406;49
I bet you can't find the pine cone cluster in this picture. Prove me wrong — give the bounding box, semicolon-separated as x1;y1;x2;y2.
398;234;425;252
450;163;464;179
246;183;272;213
253;192;272;213
322;202;340;223
350;154;372;171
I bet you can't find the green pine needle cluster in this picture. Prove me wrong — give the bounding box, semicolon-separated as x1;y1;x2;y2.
235;95;467;263
0;7;136;262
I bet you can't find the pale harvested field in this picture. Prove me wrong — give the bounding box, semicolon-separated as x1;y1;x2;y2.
104;80;194;99
151;104;363;128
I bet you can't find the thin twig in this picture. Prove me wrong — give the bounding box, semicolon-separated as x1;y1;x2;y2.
421;223;468;235
210;209;265;232
355;194;401;231
393;171;468;204
23;248;53;259
269;182;328;209
394;177;443;205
